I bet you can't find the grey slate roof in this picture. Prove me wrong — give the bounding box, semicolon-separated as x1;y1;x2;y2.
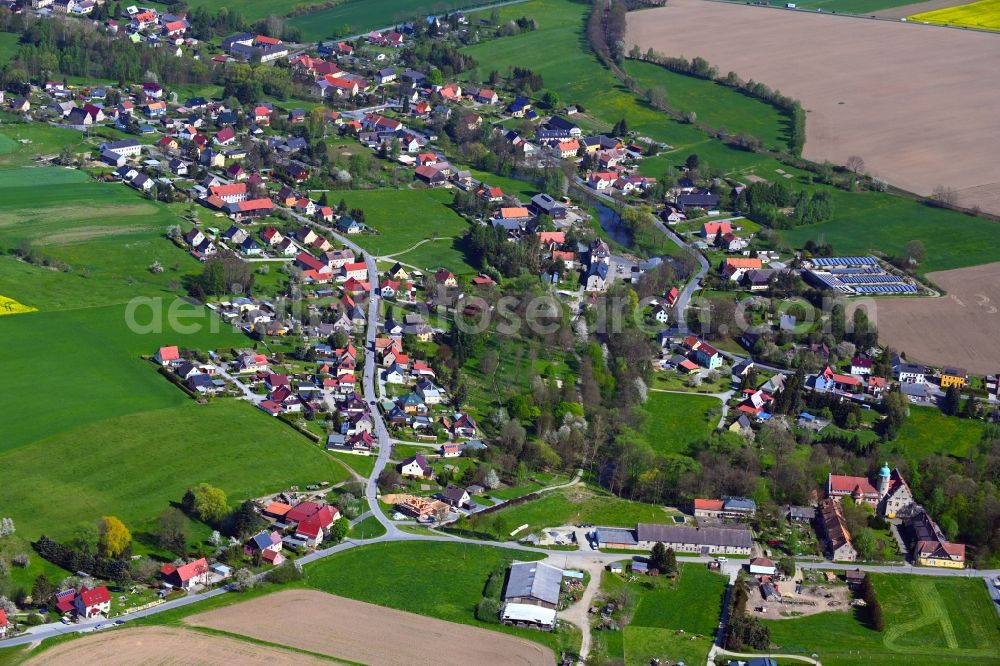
595;527;638;546
503;561;562;606
636;523;753;548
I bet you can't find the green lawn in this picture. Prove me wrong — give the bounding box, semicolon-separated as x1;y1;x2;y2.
887;407;984;461
169;0;305;22
303;541;579;656
624;59;793;152
390;235;478;276
347;515;387;539
638;391;719;456
330;187;472;259
455;485;679;538
0;124;91;168
762;574;1000;666
289;0;509;41
0;32;19;66
1;400;349;541
328;451;377;477
600;563;726;665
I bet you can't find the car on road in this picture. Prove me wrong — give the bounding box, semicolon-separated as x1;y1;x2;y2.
716;556;728;563
115;619;126;625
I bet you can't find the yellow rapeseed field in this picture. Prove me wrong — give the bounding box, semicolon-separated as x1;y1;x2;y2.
911;0;1000;31
0;294;37;316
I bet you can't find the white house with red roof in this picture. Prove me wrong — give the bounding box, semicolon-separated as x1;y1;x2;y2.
74;585;111;618
154;345;180;366
160;558;210;590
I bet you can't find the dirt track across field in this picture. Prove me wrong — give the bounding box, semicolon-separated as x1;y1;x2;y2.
868;262;1000;374
626;0;1000;213
25;626;330;666
186;589;556;666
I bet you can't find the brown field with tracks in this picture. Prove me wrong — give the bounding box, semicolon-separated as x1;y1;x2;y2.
25;626;329;666
185;589;556;666
868;262;1000;374
626;0;1000;214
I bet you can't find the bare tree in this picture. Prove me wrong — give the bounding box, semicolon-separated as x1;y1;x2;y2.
931;185;958;207
846;155;865;174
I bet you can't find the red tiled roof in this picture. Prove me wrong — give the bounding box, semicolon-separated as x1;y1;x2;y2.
694;499;725;511
78;585;110;605
157;345;180;361
210;183;246;197
828;474;878;497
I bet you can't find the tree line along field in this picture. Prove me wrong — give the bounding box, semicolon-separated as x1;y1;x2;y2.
462;0;1000;274
623;59;794;153
762;574;1000;665
911;0;1000;30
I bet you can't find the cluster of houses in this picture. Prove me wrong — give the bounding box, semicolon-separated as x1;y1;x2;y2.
375;329;479;441
820;465;964;567
257;498;341;550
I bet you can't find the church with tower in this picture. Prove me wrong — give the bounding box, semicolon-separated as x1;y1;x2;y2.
827;463;915;519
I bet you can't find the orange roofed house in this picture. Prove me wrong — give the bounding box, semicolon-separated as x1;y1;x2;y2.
722;257;762;281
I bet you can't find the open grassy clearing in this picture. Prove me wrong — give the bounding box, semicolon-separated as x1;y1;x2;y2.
0;124;91;168
455;485;680;538
782;190;1000;275
1;399;349;542
329;187;471;257
623;59;793;152
911;0;1000;29
303;540;578;656
347;515;386;539
762;574;1000;665
599;563;725;665
0;32;19;66
638;391;719;456
886;406;983;461
390;235;478;275
289;0;507;41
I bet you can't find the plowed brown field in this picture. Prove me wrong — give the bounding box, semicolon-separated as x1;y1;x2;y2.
626;0;1000;213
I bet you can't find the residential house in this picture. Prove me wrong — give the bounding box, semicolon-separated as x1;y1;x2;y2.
939;367;967;389
503;561;563;609
160;558;210;590
819;498;857;561
399;454;432;478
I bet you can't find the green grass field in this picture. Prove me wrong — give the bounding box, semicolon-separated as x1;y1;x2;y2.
0;32;19;66
347;515;387;539
600;563;725;665
1;400;349;541
638;391;719;456
455;485;680;538
783;190;1000;274
303;541;579;655
330;188;474;272
289;0;506;41
764;0;924;13
911;0;1000;29
887;406;983;461
624;59;793;152
763;574;1000;665
0;164;353;590
0;124;91;168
